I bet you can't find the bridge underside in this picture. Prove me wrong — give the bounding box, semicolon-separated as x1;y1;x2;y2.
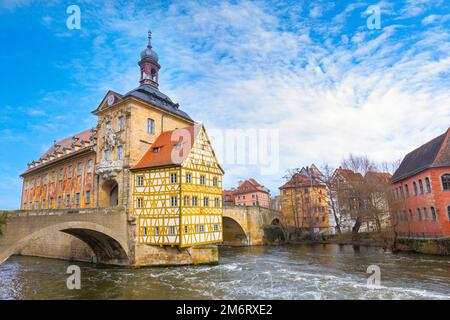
222;217;249;246
222;206;286;246
0;208;131;266
61;228;129;265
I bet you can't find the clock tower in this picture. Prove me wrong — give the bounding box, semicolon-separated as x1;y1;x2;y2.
139;30;160;87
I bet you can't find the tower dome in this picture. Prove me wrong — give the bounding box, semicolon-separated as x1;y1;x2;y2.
138;30;161;87
140;30;159;62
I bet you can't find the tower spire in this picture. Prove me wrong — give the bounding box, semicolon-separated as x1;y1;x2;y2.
147;30;152;48
139;30;160;87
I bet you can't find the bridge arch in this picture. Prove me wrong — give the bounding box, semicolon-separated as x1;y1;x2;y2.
222;216;249;246
0;221;129;265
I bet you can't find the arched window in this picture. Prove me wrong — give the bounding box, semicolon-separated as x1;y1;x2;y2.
404;184;409;197
417;208;422;221
423;207;428;220
151;69;157;81
418;179;424;194
442;174;450;190
448;206;450;221
430;207;436;221
413;181;418;195
409;209;413;221
425;177;431;193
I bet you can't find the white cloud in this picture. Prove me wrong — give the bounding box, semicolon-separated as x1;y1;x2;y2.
58;0;450;193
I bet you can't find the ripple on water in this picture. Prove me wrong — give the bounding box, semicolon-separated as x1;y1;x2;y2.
0;245;449;300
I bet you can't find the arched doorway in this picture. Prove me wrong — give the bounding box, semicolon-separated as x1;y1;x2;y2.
99;180;119;208
109;183;118;207
222;217;248;246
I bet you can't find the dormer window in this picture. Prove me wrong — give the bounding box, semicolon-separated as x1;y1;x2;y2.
152;147;160;153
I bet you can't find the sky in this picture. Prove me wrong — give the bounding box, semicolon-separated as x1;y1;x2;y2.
0;0;450;209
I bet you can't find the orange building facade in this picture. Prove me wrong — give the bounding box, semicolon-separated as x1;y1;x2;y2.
21;131;97;210
391;128;450;238
279;165;329;231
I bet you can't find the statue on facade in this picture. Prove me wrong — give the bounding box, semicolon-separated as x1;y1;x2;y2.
104;122;116;152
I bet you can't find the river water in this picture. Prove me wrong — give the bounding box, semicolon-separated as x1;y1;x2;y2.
0;244;449;300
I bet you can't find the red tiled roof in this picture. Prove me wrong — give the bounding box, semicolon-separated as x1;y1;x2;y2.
234;178;269;194
365;171;392;184
280;172;319;189
133;126;199;170
334;168;364;183
223;189;236;197
43;129;93;158
21;129;95;176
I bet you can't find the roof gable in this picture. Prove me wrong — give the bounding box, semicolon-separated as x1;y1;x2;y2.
181;125;224;174
91;91;123;114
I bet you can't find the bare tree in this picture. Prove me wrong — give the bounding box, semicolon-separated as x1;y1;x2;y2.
319;164;343;234
283;168;301;231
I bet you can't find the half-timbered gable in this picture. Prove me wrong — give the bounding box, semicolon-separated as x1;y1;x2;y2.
131;124;224;247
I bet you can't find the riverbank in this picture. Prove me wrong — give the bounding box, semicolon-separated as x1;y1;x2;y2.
285;232;450;256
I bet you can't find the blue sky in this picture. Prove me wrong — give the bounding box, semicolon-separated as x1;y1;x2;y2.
1;0;450;209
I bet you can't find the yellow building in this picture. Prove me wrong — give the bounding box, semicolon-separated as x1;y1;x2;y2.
131;125;224;247
280;165;329;232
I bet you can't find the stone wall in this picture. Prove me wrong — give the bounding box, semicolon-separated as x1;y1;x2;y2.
134;244;219;266
19;232;94;262
396;237;450;256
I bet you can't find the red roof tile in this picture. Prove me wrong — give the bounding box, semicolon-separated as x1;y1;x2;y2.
133;126;199;170
234;178;269;194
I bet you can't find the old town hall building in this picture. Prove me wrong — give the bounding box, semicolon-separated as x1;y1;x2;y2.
20;31;224;248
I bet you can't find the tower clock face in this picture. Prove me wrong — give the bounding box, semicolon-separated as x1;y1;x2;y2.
107;95;115;106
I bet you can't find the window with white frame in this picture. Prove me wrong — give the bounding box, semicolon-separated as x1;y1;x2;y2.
137;197;143;208
118;116;124;131
77;162;83;176
87;160;93;173
171;196;178;207
147;118;155;134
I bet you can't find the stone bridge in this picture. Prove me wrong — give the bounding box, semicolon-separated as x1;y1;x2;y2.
0;206;285;266
222;206;286;246
0;207;131;266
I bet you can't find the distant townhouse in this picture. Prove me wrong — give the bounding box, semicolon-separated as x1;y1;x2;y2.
280;165;329;233
223;179;270;208
391;128;450;238
222;189;236;206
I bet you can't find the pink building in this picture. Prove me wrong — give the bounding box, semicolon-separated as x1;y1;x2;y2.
232;179;271;208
